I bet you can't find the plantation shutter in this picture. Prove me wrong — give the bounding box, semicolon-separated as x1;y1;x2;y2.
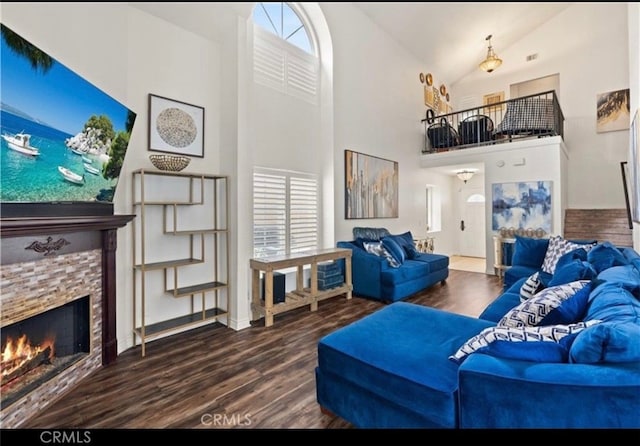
253;171;287;258
253;26;318;105
253;168;318;258
289;175;318;253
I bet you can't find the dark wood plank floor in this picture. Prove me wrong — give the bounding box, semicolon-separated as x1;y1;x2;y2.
23;270;502;429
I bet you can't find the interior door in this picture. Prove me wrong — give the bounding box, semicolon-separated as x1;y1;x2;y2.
460;189;486;258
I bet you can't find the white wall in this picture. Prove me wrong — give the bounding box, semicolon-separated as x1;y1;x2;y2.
453;3;630;211
1;3;224;353
126;10;225;349
320;3;429;243
422;138;568;272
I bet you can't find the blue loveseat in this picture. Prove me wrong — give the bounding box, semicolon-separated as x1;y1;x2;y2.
336;227;449;302
315;240;640;428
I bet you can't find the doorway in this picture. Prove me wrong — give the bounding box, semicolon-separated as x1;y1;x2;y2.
460;189;486;258
451;181;487;274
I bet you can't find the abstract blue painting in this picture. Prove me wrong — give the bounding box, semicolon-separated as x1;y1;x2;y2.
492;181;552;232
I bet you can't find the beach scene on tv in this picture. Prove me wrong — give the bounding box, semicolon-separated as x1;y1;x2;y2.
0;24;136;204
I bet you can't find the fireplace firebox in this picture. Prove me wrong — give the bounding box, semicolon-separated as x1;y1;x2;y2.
1;296;90;408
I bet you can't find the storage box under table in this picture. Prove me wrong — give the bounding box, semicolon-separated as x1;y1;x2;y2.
318;274;344;290
318;261;341;279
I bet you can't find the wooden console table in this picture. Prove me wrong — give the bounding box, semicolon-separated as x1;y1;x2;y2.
250;248;353;327
493;235;515;282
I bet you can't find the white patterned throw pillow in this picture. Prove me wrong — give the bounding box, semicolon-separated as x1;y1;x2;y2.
363;241;400;268
499;280;590;328
541;236;586;274
520;272;543;302
449;320;600;364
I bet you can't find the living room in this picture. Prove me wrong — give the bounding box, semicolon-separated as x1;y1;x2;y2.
0;2;639;435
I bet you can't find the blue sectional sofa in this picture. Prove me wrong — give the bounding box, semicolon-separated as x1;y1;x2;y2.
336;227;449;302
316;239;640;428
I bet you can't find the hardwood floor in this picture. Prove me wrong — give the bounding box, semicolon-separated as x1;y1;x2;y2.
22;270;502;430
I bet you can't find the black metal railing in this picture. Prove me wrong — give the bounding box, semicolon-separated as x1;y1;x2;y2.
421;90;564;154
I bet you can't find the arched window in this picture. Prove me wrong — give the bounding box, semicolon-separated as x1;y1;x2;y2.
252;2;313;55
467;194;486;203
252;2;319;104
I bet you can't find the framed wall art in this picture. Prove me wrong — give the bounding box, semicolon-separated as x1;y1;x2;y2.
424;85;434;108
596;88;630;133
483;91;505;113
492;181;552;233
148;94;204;157
345;149;398;219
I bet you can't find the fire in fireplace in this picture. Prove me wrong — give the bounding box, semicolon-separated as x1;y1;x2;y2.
1;296;90;409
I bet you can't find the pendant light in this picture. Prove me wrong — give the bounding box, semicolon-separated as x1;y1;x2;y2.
479;34;502;73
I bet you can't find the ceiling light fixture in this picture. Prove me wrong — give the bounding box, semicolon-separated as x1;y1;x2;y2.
456;170;475;183
479;34;502;73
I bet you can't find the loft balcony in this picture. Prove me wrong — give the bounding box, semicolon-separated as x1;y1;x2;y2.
421;90;564;154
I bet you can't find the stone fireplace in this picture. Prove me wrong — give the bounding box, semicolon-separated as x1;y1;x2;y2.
0;215;133;428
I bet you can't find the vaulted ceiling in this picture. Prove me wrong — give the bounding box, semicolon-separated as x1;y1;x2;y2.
352;2;572;84
130;2;572;85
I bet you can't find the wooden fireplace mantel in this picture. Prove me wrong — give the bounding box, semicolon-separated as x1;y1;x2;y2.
0;215;135;238
0;214;135;366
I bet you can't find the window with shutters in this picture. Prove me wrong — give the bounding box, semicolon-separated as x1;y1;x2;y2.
253;168;319;258
252;2;319;104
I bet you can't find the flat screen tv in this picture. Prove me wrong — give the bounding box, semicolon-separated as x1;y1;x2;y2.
0;23;136;218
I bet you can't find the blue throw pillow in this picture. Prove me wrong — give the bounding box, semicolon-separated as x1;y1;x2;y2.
540;281;593;325
386;232;418;259
398;232;422;259
554;247;588;269
404;244;420;259
569;321;640;363
511;236;549;269
548;258;597;287
541;236;589;274
499;280;591;328
394;231;415;248
449;321;599;364
587;242;629;273
381;237;405;266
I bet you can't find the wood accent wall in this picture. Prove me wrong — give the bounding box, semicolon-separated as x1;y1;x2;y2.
564;209;633;247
